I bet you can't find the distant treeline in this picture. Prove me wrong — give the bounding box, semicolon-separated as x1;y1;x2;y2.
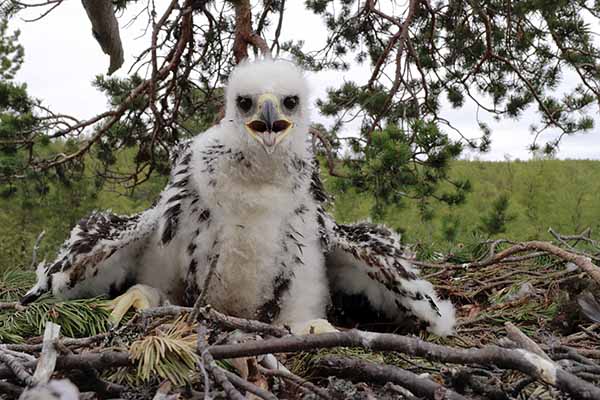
2;158;600;273
325;159;600;250
0;153;167;274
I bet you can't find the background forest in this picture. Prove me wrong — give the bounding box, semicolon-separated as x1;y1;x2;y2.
3;155;600;274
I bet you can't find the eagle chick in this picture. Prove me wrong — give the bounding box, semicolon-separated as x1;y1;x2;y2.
22;60;455;336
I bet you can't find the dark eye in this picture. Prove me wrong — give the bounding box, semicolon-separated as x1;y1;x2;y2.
283;96;299;110
236;96;253;112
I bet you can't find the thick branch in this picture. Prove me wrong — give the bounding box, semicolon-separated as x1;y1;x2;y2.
0;349;35;386
505;322;552;362
1;329;599;398
231;0;271;63
309;128;347;178
81;0;124;75
207;329;600;400
316;355;468;400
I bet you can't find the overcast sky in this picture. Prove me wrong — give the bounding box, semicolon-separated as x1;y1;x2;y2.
9;0;600;161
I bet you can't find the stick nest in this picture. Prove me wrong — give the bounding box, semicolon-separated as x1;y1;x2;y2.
2;232;600;399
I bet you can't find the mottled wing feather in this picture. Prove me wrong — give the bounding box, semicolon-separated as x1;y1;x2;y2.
22;141;196;303
324;216;455;335
21;210;155;303
311;161;455;336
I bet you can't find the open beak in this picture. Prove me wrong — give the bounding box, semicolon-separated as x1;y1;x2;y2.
244;93;294;154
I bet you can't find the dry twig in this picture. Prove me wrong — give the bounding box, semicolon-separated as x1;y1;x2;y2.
470;241;600;285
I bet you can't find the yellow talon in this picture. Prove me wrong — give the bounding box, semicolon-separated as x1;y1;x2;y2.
108;284;163;326
290;318;338;335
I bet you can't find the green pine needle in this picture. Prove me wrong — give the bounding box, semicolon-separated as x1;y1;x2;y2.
129;317;198;386
1;296;112;343
0;268;36;301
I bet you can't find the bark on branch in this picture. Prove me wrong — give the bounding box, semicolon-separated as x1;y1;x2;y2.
38;0;194;171
81;0;124;75
470;240;600;286
231;0;271;63
2;309;599;398
316;355;468;400
207;329;600;400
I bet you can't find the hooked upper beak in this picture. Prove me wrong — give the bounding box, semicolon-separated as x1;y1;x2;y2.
245;94;294;154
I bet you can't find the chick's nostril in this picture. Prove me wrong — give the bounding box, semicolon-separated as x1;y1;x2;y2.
247;120;268;133
272;120;291;133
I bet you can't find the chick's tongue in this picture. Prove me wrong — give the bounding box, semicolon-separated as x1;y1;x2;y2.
263;131;277;147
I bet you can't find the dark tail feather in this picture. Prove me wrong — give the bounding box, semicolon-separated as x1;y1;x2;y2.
20;288;45;305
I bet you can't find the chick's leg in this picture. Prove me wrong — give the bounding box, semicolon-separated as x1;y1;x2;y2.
108;284;164;325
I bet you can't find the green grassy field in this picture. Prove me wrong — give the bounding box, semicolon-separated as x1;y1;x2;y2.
2;159;600;272
326;159;600;247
